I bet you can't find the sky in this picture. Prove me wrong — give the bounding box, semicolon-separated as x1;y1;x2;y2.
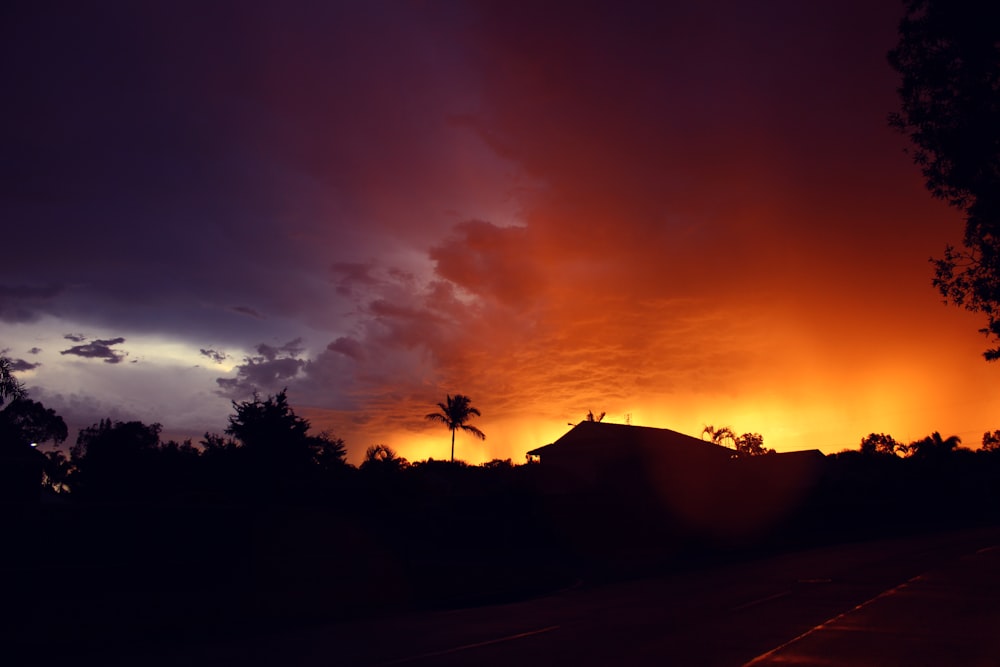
3;0;998;464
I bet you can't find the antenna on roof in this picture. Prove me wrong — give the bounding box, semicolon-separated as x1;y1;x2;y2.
624;413;632;425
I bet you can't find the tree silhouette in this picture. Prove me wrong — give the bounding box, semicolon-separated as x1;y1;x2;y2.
226;389;311;458
70;419;164;500
888;1;1000;358
860;432;905;457
222;389;347;498
426;394;485;462
702;425;736;449
734;432;774;457
0;398;68;450
907;431;962;460
0;360;66;501
0;356;25;406
703;425;772;457
311;431;349;474
360;444;408;473
982;430;1000;452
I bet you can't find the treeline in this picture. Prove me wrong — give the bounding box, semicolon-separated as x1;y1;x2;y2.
37;391;355;504
4;358;1000;660
815;431;1000;540
3;384;514;505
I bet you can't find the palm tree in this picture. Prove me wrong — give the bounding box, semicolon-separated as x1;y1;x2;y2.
425;394;485;462
360;444;408;473
702;424;736;450
908;431;961;459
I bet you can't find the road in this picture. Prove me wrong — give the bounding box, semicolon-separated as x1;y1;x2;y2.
91;526;1000;666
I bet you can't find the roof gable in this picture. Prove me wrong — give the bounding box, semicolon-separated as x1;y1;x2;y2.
528;421;733;460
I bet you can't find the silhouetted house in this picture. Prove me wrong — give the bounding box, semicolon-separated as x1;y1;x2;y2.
527;421;732;486
527;422;826;540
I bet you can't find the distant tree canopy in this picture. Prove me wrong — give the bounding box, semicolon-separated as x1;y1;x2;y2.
0;357;66;457
860;432;905;457
888;0;1000;358
226;389;310;456
221;389;348;495
0;398;67;452
983;430;1000;451
703;425;773;457
907;431;963;460
734;432;774;457
47;390;350;502
70;419;165;499
702;425;736;449
360;444;408;473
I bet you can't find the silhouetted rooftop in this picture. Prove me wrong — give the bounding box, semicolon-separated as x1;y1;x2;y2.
527;421;733;461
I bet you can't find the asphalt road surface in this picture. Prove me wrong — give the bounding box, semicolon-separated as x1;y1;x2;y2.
91;526;1000;666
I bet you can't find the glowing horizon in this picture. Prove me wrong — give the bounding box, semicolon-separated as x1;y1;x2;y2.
4;2;999;467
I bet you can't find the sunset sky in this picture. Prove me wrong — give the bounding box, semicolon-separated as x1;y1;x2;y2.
3;1;997;464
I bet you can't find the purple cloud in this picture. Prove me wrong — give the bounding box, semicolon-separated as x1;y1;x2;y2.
7;357;39;372
0;284;63;323
200;348;228;364
60;337;127;364
216;338;307;397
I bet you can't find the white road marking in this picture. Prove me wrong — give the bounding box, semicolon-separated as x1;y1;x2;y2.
742;575;920;666
374;625;561;665
731;590;791;611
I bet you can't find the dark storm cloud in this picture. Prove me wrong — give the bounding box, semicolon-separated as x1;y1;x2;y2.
60;337;128;364
0;349;36;371
8;358;40;372
63;334;86;343
256;338;305;362
327;337;366;362
216;338;307;397
0;352;39;372
28;347;42;355
332;262;384;297
1;1;486;349
0;284;63;323
199;348;228;364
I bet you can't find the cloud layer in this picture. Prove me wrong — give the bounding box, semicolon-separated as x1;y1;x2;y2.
3;1;997;462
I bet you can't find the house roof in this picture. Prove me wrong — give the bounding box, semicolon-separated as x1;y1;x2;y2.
527;421;733;460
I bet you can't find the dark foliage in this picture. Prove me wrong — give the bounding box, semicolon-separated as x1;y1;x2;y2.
888;0;1000;358
0;397;67;456
983;429;1000;451
0;356;26;406
206;389;350;502
907;431;962;461
7;371;1000;662
860;432;905;457
69;419;170;500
